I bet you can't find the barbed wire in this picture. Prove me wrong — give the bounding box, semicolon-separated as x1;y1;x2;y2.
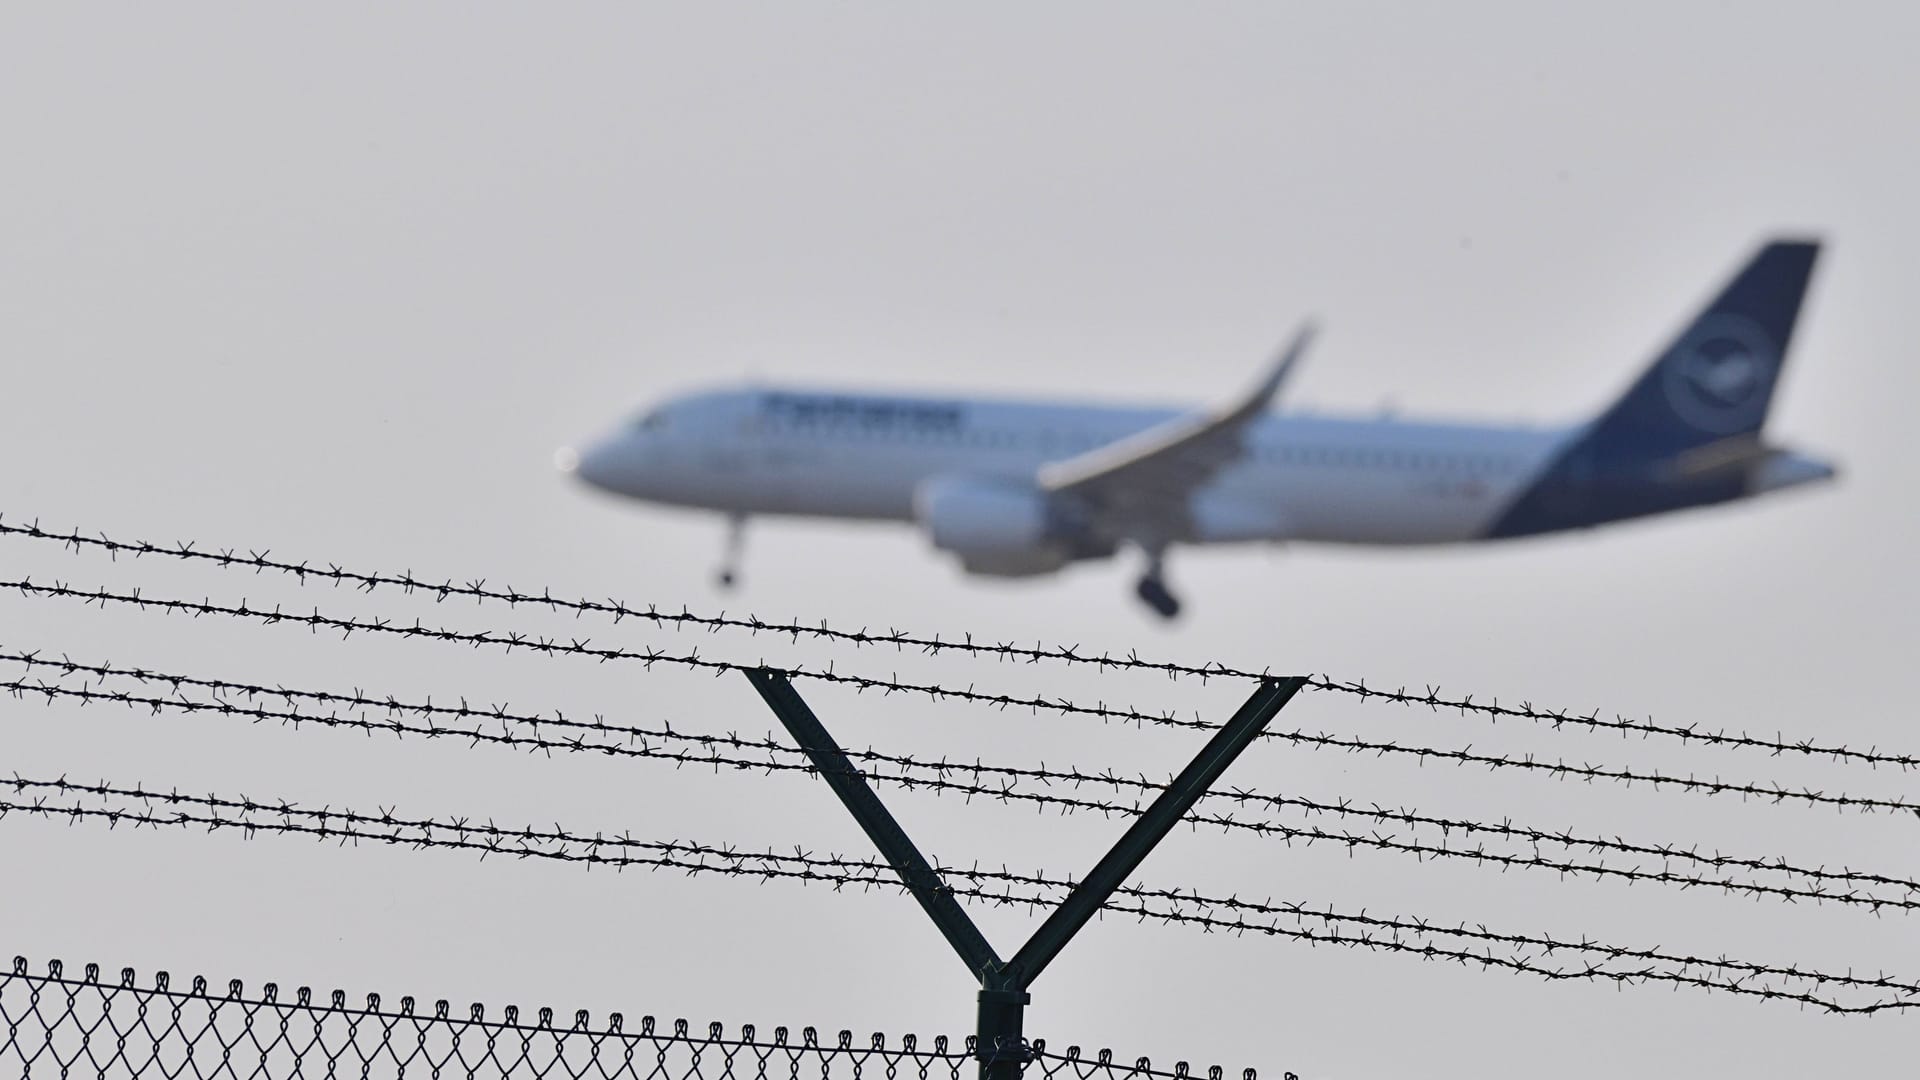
9;575;1919;819
11;672;1913;912
3;515;1908;773
2;773;1914;1014
8;652;1919;912
1088;892;1917;1016
2;954;1280;1080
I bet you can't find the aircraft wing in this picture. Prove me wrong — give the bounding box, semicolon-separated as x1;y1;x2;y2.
1037;324;1315;538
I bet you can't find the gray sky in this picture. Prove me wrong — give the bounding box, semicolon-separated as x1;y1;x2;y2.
3;4;1917;1078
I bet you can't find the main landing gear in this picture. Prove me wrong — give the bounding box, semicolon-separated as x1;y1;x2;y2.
1134;548;1181;620
715;513;746;589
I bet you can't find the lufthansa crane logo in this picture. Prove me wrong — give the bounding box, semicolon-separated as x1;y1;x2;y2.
1660;315;1778;434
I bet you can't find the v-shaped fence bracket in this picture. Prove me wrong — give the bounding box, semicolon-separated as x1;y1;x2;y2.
744;668;1306;1080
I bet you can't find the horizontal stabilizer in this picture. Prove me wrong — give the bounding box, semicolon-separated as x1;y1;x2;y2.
1660;434;1772;480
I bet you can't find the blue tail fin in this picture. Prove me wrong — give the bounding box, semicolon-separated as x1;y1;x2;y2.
1488;239;1822;538
1587;239;1820;462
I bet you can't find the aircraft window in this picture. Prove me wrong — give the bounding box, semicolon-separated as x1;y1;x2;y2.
635;411;669;432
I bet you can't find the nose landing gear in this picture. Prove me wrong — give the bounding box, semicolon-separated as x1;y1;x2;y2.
716;513;746;590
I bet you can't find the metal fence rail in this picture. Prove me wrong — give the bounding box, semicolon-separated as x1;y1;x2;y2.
0;957;1284;1080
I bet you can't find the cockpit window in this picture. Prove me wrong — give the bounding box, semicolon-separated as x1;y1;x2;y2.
634;410;669;432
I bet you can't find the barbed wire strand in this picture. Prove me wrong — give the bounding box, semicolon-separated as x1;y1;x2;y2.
7;576;1918;818
2;515;1907;773
7;655;1918;913
1;773;1913;1015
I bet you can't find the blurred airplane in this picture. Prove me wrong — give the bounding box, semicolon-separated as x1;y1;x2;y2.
560;239;1834;618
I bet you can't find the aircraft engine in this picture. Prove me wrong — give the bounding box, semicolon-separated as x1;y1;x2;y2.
913;475;1071;577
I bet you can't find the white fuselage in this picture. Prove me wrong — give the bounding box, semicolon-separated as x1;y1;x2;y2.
570;388;1575;546
561;242;1838;615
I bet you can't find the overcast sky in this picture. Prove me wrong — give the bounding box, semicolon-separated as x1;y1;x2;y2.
3;5;1918;1079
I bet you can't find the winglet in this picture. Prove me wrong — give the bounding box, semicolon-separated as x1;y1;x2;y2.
1228;321;1317;421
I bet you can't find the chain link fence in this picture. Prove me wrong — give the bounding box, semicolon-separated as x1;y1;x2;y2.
1;957;1286;1080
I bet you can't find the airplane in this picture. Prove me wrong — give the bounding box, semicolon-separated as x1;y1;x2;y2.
558;239;1835;618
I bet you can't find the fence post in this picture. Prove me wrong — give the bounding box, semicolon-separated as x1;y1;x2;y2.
745;668;1305;1080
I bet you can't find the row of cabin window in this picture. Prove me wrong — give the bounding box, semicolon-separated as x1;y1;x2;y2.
1250;443;1521;475
760;419;1519;475
756;417;1099;450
